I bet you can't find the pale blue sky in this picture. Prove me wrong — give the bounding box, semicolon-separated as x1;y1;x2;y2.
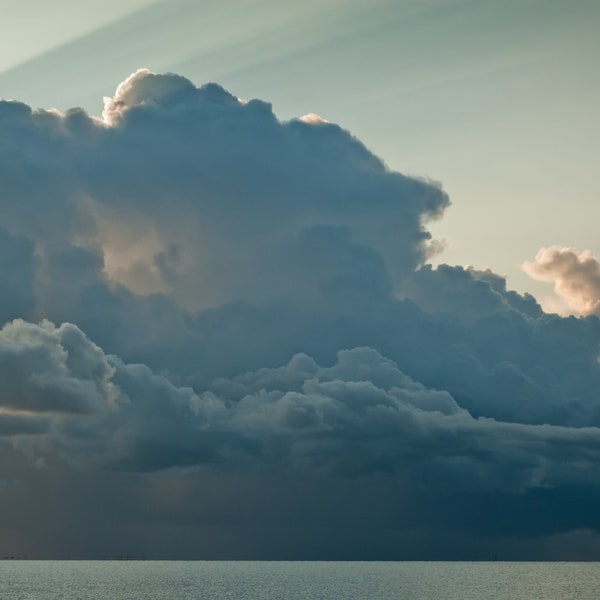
1;0;598;304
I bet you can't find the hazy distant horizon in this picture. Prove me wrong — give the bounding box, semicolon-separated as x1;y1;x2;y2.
3;561;600;599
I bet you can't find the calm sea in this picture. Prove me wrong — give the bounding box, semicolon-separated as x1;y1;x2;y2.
0;561;598;599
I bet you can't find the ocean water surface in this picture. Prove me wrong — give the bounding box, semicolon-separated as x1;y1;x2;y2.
1;561;599;599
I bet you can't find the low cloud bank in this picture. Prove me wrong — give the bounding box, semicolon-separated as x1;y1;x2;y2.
5;320;600;495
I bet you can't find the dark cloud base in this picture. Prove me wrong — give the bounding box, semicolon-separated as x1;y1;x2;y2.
1;70;600;559
3;469;600;560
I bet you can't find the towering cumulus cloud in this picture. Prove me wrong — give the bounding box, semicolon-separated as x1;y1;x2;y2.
1;69;600;559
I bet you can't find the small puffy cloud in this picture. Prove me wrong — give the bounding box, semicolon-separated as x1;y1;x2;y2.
523;247;600;316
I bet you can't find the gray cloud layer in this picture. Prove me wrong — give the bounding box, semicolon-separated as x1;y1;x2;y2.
7;321;599;494
1;69;600;558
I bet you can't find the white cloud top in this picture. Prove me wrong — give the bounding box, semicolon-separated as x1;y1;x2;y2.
523;247;600;315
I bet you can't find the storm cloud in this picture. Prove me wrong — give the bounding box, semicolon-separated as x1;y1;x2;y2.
1;70;600;559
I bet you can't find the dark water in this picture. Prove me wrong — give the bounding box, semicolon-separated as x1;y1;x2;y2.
1;561;599;599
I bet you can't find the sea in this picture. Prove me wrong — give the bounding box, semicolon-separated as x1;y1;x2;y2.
1;561;598;599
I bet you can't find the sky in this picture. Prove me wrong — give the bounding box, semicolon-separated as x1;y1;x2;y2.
1;0;600;559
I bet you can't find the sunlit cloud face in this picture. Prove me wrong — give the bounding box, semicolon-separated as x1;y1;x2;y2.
523;247;600;316
91;68;450;311
99;221;169;296
299;112;329;124
102;68;200;125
